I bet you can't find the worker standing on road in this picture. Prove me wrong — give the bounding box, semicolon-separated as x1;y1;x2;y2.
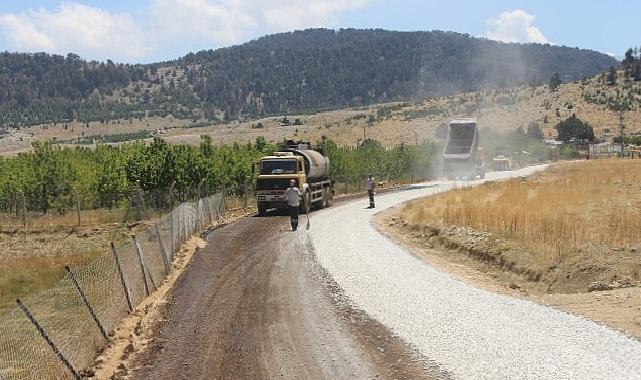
285;179;301;230
367;173;376;208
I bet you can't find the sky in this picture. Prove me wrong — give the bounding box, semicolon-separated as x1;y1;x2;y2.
0;0;636;63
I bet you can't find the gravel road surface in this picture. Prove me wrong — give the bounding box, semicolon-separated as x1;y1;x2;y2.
308;165;641;380
132;207;442;379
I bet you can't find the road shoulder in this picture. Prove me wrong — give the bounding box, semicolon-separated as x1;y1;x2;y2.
375;205;641;341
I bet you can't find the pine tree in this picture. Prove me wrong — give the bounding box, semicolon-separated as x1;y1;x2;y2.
607;66;618;85
549;73;562;91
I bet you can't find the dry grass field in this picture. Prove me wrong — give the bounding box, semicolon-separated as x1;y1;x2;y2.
401;159;641;292
0;194;271;314
0;224;130;313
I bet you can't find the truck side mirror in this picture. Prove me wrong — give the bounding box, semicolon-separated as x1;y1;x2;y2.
252;163;256;174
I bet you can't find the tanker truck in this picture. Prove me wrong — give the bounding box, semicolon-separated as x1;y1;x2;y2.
255;140;334;216
442;118;485;180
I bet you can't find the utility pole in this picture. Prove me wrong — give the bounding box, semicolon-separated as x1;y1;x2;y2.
619;110;625;158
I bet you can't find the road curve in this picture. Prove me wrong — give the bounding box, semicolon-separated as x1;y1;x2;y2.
308;166;641;380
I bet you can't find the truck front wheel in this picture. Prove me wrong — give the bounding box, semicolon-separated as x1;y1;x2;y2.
300;191;311;214
257;203;267;216
321;188;329;209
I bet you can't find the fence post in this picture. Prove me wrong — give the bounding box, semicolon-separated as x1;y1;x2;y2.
132;236;151;297
196;201;201;232
65;266;108;340
215;195;220;221
178;206;184;244
16;299;81;380
110;242;133;312
170;211;176;256
136;236;157;290
168;182;175;253
155;224;171;275
179;205;183;245
200;201;205;230
219;185;226;218
75;192;81;226
21;191;26;227
175;207;181;246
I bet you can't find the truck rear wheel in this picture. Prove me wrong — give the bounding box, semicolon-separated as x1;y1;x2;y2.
257;203;267;216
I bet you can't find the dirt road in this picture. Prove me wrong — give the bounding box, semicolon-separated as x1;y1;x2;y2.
131;209;444;379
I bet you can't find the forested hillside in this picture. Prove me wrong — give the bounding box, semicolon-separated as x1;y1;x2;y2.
0;29;617;127
181;29;616;118
0;53;146;126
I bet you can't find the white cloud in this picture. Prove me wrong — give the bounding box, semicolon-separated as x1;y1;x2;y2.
260;0;369;31
152;0;369;44
0;0;370;62
486;10;549;44
0;2;151;62
151;0;258;46
0;13;56;52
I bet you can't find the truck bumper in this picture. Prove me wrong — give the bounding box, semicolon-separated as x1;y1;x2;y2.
258;201;287;209
257;192;287;209
443;159;482;178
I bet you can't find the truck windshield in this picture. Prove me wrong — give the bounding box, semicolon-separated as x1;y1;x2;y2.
261;160;297;175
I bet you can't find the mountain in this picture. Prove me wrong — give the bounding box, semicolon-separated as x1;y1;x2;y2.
0;28;618;128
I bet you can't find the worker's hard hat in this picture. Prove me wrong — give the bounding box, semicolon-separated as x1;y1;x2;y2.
289;179;296;186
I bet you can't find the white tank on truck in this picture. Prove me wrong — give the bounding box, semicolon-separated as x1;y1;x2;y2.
442;118;485;180
255;140;335;216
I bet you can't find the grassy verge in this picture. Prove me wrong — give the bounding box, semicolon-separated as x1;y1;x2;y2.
0;207;133;227
0;225;130;313
400;159;641;293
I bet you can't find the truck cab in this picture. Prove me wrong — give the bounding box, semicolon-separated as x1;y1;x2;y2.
256;153;307;214
255;140;334;216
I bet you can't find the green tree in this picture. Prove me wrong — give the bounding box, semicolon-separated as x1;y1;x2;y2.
199;135;213;157
555;114;594;142
549;72;562;91
254;136;268;152
31;141;77;213
527;121;543;140
95;145;128;208
607;66;618;85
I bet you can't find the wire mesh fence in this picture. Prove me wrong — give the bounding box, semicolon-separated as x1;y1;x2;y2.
0;191;225;379
0;183;205;229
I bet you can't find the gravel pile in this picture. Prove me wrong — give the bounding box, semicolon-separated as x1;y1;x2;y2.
308;165;641;379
